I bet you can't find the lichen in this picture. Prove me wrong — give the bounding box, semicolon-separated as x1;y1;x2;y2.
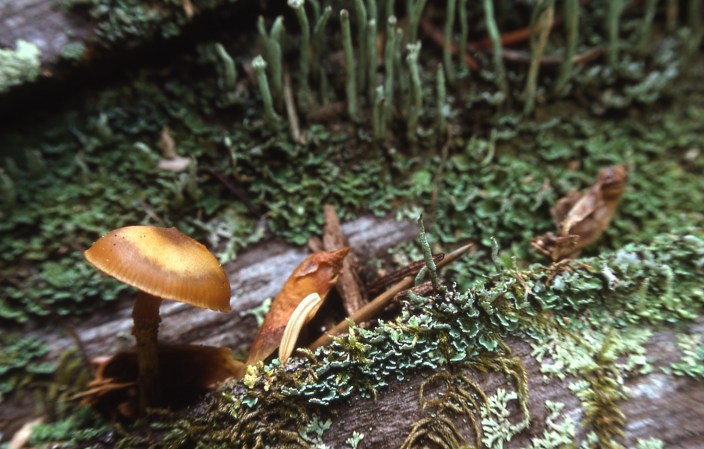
670;333;704;379
0;40;41;93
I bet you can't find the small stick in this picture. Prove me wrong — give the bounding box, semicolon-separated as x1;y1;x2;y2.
368;253;444;294
283;70;306;144
309;242;473;350
322;204;367;316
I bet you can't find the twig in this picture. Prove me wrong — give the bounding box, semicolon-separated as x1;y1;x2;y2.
309;243;473;350
368;254;444;294
283;70;306;144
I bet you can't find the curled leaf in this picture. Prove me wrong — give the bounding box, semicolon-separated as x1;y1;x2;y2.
246;248;349;365
279;293;323;362
532;164;628;260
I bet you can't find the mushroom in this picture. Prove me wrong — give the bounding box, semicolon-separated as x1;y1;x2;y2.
83;225;231;412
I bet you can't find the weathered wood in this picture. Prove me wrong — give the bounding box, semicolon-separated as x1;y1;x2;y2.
0;0;92;65
318;320;704;448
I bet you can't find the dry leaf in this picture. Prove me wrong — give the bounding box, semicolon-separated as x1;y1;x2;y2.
246;248;349;365
532;164;628;260
279;293;323;362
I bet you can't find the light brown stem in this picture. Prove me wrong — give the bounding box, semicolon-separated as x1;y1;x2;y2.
132;291;162;413
309;243;473;350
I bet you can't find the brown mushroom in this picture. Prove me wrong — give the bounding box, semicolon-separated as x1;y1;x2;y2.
83;225;231;412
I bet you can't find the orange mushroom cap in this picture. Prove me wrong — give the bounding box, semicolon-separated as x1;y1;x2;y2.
84;226;231;312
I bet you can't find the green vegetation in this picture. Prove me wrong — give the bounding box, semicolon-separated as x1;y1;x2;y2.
0;40;41;93
1;0;703;446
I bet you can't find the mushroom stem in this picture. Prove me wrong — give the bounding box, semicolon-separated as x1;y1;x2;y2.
132;291;162;413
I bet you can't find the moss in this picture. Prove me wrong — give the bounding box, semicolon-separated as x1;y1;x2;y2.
0;40;41;93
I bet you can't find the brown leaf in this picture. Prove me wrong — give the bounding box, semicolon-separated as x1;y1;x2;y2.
246;248;349;365
532;164;628;261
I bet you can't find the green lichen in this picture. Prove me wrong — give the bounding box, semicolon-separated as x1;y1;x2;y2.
480;388;528;449
345;431;364;449
0;40;41;93
60;42;87;61
670;333;704;379
519;401;576;449
635;438;665;449
0;334;53;403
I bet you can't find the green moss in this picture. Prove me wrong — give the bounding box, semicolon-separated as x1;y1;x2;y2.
29;406;108;447
0;40;41;93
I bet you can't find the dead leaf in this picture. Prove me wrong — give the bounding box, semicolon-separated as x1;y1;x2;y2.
246;248;349;365
532;164;628;260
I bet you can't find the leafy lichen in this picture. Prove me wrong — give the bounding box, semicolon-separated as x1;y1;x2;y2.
0;40;41;93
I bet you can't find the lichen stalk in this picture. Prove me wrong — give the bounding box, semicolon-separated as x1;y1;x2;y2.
340;10;359;121
553;0;579;95
289;0;312;110
666;0;678;31
372;85;385;139
354;0;368;94
257;16;284;108
367;0;378;22
443;0;457;86
417;215;445;294
367;18;379;103
214;43;236;98
406;42;422;142
406;0;427;44
637;0;658;55
523;0;555;115
436;64;447;136
688;0;704;55
132;291;163;413
252;56;279;126
312;6;332;83
607;0;626;69
458;0;469;75
383;16;398;126
482;0;509;103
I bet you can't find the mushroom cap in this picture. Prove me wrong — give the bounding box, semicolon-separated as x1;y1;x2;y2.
84;226;231;312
